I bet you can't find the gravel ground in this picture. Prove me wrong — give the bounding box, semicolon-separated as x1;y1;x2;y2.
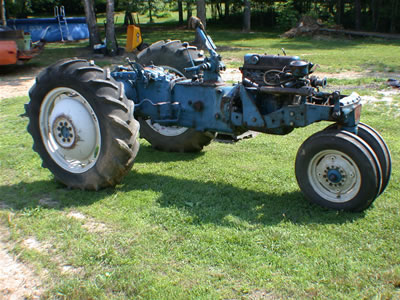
0;224;42;299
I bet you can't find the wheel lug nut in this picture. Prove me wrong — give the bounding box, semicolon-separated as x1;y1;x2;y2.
69;134;73;138
62;138;66;142
58;134;62;137
59;122;63;126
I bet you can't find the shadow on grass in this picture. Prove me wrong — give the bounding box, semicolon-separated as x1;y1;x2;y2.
0;169;365;227
121;172;365;226
135;144;206;163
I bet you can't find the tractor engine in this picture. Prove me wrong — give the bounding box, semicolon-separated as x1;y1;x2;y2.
240;53;326;89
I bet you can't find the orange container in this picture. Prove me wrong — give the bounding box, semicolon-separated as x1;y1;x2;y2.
125;25;142;52
0;41;18;65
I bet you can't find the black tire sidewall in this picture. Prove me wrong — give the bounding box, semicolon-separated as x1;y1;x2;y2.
295;132;379;211
28;60;138;189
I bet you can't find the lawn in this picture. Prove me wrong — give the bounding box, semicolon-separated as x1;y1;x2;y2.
0;22;400;299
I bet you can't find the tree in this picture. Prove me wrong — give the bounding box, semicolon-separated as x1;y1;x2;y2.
147;0;154;23
186;0;193;21
354;0;361;30
105;0;117;55
243;0;251;32
178;0;183;24
196;0;206;28
192;0;206;48
390;0;399;33
82;0;101;48
336;0;344;25
1;0;6;26
224;0;230;18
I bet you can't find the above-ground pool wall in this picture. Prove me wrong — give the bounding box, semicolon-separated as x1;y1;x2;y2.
7;17;89;42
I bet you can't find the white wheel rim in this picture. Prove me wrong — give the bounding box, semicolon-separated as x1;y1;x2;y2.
39;87;101;173
308;150;361;203
146;65;188;137
145;120;188;136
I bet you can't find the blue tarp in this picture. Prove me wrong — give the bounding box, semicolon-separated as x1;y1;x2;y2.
7;17;89;42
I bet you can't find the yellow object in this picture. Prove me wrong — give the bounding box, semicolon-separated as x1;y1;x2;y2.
126;25;142;52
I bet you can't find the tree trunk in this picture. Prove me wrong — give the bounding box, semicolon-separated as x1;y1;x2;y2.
82;0;101;48
0;0;6;26
106;0;117;56
225;0;230;18
187;1;192;21
354;0;362;30
148;0;154;23
196;0;206;28
390;0;399;33
336;0;344;25
178;0;184;24
216;2;222;19
243;0;251;32
0;0;7;26
124;10;134;26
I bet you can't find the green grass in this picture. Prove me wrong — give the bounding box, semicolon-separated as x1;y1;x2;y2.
0;95;399;298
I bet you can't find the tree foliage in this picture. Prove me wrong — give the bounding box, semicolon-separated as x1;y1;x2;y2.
4;0;399;33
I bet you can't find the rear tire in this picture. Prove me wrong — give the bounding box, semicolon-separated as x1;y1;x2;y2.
295;130;381;211
26;59;139;190
136;40;215;152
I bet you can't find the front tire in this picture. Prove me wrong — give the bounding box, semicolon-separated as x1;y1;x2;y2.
295;130;381;211
26;59;139;190
325;122;391;195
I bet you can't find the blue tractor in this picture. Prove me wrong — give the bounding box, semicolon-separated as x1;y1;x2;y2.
25;20;391;212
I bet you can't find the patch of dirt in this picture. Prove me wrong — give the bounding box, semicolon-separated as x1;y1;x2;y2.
38;196;60;208
23;237;50;253
67;210;107;233
67;211;86;220
0;226;42;299
221;68;242;82
314;70;400;80
0;65;41;100
361;89;400;104
245;289;280;299
60;264;83;275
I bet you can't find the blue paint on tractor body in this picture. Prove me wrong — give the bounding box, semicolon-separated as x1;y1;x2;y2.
111;25;361;137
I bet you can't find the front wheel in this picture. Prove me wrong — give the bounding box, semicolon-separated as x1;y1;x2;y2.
324;122;391;195
27;59;139;190
295;130;381;211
